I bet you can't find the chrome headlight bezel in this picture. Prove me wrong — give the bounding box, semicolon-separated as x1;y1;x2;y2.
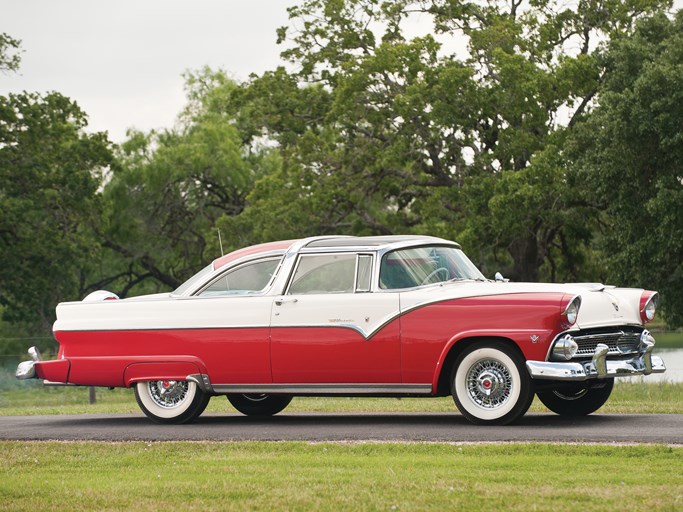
563;295;582;326
641;293;659;323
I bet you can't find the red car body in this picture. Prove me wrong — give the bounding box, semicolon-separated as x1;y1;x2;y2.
17;235;665;425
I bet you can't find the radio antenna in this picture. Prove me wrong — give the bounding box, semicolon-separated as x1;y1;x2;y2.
217;228;224;256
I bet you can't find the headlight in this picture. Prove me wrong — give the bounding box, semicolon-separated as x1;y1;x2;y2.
640;292;659;323
563;295;581;326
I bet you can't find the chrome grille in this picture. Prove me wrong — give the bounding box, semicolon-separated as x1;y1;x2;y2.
572;331;641;357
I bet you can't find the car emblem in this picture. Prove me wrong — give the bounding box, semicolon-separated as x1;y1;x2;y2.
612;302;619;311
530;335;539;343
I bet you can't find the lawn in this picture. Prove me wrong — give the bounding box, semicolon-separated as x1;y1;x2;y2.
0;441;681;511
1;380;681;417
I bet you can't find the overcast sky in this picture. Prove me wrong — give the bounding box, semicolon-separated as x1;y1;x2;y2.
3;1;681;144
1;0;294;142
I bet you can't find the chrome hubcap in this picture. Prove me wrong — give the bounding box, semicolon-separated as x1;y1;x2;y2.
466;360;512;409
148;380;189;408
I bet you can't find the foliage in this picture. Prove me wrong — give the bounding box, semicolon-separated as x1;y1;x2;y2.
568;12;683;325
0;92;113;331
96;70;282;296
0;33;22;73
234;0;671;281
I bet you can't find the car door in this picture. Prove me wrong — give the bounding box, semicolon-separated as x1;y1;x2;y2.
191;257;281;384
270;252;401;384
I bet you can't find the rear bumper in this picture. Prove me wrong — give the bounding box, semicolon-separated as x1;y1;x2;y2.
15;346;42;379
15;347;70;384
527;342;666;381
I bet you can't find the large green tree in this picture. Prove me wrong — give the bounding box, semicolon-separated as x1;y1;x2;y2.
569;12;683;325
99;70;280;296
0;92;113;330
229;0;669;281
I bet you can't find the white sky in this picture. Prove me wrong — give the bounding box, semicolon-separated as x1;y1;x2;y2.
2;1;681;144
1;0;294;142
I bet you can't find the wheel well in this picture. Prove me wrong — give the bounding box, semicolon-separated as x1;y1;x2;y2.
435;336;524;396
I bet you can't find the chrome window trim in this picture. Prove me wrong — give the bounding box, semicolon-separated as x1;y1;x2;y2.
175;249;289;297
193;256;284;298
284;252;367;296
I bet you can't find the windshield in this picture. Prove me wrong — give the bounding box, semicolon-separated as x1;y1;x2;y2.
172;264;214;296
379;246;485;289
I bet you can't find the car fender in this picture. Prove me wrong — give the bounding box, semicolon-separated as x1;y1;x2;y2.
123;359;206;388
430;329;552;391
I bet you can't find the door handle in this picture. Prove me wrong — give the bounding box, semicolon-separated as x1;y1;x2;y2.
275;297;298;306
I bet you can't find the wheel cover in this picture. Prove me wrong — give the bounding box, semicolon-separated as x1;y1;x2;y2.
465;359;513;409
147;380;189;409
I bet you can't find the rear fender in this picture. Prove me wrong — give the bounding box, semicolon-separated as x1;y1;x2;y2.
123;361;203;388
34;359;71;383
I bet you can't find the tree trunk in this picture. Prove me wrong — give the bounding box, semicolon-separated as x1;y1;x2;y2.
508;235;540;282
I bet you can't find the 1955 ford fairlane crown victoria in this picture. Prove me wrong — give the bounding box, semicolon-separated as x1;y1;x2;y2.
17;235;666;425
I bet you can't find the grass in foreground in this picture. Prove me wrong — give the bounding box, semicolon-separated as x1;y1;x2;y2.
1;380;681;417
0;442;681;511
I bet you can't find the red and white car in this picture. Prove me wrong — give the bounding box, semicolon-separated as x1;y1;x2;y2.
17;235;665;425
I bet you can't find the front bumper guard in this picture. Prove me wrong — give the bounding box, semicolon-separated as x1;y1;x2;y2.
527;342;666;381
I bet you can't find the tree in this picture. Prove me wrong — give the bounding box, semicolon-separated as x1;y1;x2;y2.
0;92;113;330
231;0;671;281
0;32;22;73
569;12;683;325
99;70;279;296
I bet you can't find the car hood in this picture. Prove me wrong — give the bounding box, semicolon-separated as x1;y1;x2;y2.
400;281;645;329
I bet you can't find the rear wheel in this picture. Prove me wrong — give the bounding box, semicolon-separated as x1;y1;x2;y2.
227;394;292;416
134;380;209;424
451;341;534;425
537;379;614;416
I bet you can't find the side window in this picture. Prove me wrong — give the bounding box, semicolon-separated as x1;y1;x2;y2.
380;248;452;289
198;258;280;296
355;254;373;292
288;254;357;294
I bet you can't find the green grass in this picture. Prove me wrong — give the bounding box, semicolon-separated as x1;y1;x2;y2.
1;380;681;417
651;331;683;348
0;441;680;511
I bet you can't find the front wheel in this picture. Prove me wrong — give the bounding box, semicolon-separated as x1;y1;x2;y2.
227;394;292;416
537;379;614;416
451;342;534;425
134;380;209;424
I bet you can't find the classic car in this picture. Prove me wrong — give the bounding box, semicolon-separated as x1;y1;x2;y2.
16;235;665;425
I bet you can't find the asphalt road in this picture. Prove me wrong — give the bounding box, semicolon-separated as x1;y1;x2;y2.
0;413;681;444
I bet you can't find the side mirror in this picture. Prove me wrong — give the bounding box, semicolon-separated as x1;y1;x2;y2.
494;272;509;283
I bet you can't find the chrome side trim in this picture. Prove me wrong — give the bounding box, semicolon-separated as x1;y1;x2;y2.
526;354;666;381
43;380;75;386
210;384;433;395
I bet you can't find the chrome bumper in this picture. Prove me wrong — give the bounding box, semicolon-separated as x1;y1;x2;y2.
15;346;42;380
526;342;666;381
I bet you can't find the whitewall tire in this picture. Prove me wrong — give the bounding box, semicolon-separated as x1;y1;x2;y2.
134;380;209;424
451;342;534;425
